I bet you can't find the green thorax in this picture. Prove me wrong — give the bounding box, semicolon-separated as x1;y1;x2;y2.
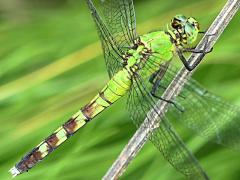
125;31;174;71
141;31;174;60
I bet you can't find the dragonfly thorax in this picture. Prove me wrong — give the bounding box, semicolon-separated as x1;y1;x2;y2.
124;31;175;74
140;31;175;62
125;42;149;71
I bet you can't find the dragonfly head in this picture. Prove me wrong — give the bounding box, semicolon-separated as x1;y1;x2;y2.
170;14;200;46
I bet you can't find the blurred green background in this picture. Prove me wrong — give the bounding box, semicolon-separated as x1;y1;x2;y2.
0;0;239;179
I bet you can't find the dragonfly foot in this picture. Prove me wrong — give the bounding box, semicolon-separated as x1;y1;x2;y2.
183;47;213;54
151;92;185;112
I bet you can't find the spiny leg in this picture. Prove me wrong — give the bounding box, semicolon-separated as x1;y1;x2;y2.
149;63;185;112
149;62;186;100
177;33;215;71
182;47;213;54
150;82;185;113
149;69;168;90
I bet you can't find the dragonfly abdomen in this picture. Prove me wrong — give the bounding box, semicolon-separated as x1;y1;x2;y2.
11;69;132;176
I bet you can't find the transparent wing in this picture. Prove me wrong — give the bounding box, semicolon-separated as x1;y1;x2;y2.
143;58;240;149
161;65;240;149
127;57;209;179
86;0;137;77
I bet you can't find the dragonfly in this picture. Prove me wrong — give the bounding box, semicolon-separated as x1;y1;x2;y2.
10;0;240;179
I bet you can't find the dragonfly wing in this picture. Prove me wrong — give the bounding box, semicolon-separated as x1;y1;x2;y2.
149;118;209;179
127;59;208;179
161;65;240;149
86;0;137;78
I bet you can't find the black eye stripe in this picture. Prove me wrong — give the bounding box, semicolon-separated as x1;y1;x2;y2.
172;18;183;27
173;18;181;23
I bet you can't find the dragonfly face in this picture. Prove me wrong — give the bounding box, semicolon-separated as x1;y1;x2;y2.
171;14;200;46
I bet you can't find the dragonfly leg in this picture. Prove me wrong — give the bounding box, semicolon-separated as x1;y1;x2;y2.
183;33;214;54
177;46;211;71
183;47;213;54
149;61;172;90
149;66;185;112
177;33;215;71
149;70;168;90
150;89;185;113
149;72;187;98
149;70;159;84
177;51;194;71
149;62;186;99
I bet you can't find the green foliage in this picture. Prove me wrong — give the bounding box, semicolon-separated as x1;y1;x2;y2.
0;0;239;179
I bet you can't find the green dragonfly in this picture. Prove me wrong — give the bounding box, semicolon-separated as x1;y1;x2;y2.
10;0;240;179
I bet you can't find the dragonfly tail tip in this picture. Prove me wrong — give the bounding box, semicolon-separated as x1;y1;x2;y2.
9;166;20;178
